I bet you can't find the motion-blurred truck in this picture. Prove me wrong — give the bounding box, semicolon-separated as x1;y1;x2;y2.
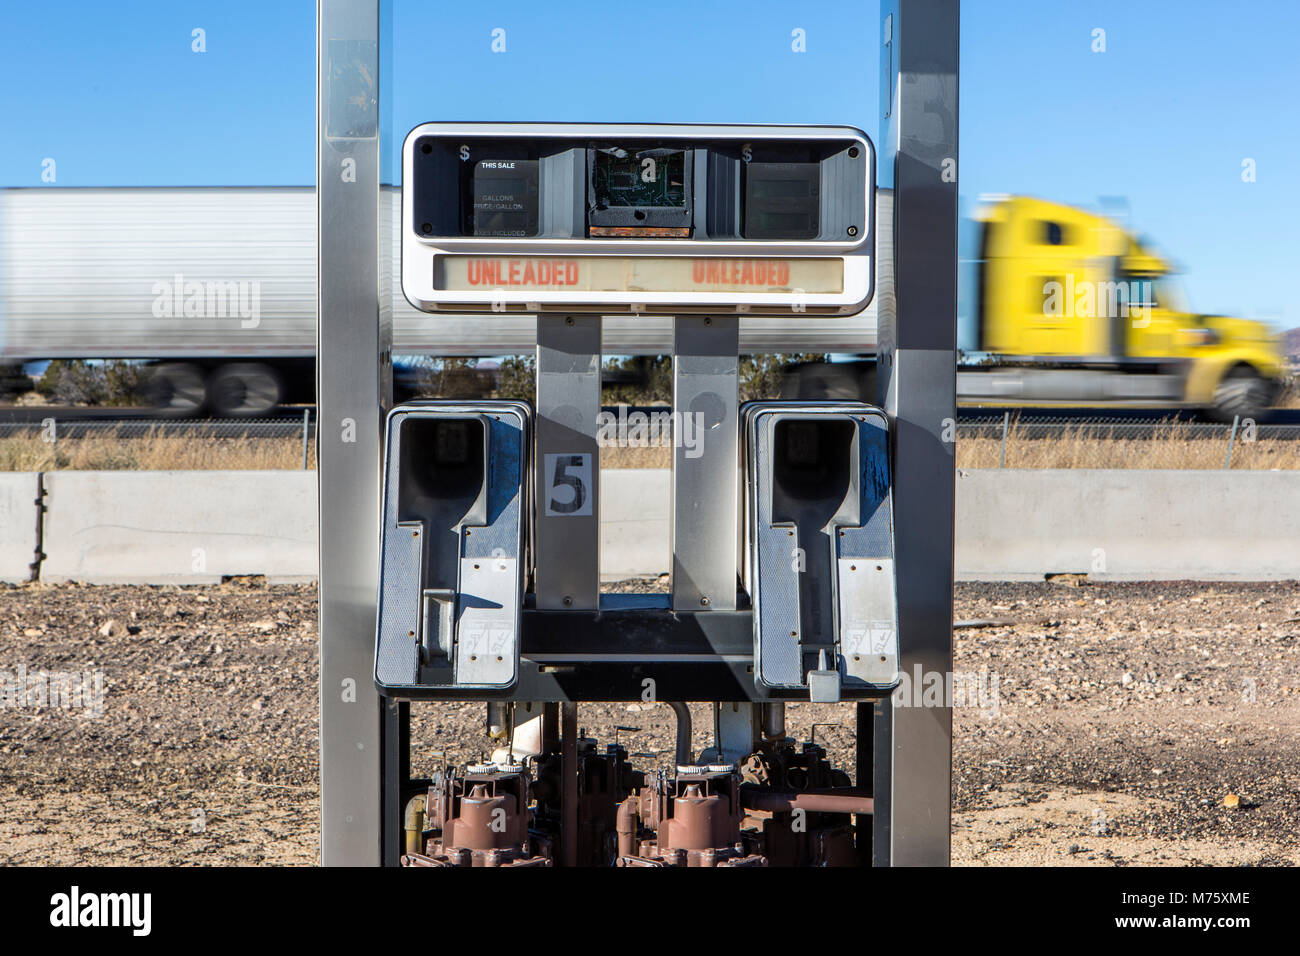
2;189;1280;419
960;195;1283;420
786;195;1284;421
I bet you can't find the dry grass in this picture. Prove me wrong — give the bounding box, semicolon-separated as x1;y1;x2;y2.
597;423;1300;470
957;419;1300;470
0;431;315;471
601;444;673;469
1;421;1296;471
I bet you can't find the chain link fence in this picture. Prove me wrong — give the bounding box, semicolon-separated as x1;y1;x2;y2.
959;412;1298;442
2;408;1298;470
0;410;316;471
959;412;1300;470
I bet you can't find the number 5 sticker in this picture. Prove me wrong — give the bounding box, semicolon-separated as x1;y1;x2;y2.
544;453;592;517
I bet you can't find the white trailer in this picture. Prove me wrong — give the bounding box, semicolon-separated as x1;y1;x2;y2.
0;187;877;414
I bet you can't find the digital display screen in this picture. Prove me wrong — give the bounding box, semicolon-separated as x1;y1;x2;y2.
750;212;816;233
751;178;813;199
467;159;539;237
404;125;872;314
436;255;843;295
744;162;820;240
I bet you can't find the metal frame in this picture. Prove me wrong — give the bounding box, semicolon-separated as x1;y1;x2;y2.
534;315;601;611
317;0;957;867
376;598;900;703
317;0;388;866
671;315;740;611
873;0;959;866
399;122;874;316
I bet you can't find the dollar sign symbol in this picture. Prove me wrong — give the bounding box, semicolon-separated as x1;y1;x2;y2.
741;143;752;163
459;145;470;161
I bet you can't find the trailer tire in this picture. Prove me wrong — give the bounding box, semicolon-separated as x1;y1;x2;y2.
1209;366;1272;423
207;363;284;417
145;363;208;417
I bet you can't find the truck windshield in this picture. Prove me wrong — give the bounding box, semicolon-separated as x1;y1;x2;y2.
1121;273;1189;313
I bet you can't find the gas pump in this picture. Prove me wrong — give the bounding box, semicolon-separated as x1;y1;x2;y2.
317;0;957;868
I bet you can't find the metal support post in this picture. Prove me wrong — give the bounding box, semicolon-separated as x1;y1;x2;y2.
316;0;388;867
301;407;311;469
999;410;1009;468
671;315;740;612
535;315;601;610
381;699;409;866
1225;414;1240;469
560;702;579;867
706;701;760;764
874;0;959;866
856;700;875;864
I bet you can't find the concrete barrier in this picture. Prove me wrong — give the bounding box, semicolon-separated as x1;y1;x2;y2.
14;468;1300;584
955;469;1300;581
0;472;39;582
600;468;671;581
41;471;317;584
596;468;1300;581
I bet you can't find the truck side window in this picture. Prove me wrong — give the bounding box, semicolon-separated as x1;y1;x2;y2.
1119;273;1159;311
1041;220;1065;246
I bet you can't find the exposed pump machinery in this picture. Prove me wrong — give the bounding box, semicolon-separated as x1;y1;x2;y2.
317;0;957;869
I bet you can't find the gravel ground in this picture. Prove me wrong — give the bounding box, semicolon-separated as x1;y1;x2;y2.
0;577;1296;866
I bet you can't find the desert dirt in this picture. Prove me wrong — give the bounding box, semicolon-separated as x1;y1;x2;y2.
0;577;1296;866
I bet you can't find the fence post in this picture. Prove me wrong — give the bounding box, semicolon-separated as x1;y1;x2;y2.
1224;414;1240;469
998;411;1009;468
301;407;311;469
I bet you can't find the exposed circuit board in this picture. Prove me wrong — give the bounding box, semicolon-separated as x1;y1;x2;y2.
592;147;688;209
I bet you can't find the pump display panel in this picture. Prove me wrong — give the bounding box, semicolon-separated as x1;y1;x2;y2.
401;123;874;315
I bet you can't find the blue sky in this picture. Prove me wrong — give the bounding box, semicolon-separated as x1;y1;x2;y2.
2;0;1297;330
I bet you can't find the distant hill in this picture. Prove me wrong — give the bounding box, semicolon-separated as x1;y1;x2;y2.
1284;327;1300;360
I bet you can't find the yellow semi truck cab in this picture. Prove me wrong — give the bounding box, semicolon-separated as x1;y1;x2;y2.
962;196;1284;420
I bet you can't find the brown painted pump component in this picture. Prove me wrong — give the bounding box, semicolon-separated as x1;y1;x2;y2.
618;766;767;867
740;740;864;867
403;764;552;867
533;736;643;867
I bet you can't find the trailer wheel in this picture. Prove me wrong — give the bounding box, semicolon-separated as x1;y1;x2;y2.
207;363;284;417
145;363;208;417
1209;366;1272;423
